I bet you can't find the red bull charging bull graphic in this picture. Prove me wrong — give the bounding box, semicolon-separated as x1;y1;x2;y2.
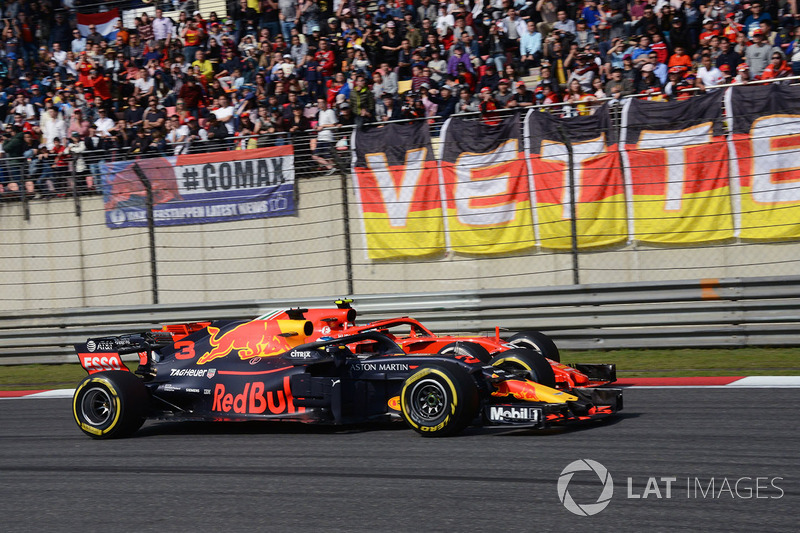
197;319;313;365
491;380;541;401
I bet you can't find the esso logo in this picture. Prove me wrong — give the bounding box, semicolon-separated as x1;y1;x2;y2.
80;353;124;374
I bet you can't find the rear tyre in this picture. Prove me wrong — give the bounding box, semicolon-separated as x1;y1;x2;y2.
437;341;491;364
72;371;149;439
489;348;557;388
401;363;479;437
508;330;561;362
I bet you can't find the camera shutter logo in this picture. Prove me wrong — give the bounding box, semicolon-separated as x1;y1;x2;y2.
557;459;614;516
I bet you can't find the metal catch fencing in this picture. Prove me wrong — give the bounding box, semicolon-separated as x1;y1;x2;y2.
1;276;798;365
2;84;800;312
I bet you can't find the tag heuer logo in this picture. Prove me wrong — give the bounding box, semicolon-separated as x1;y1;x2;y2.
207;369;216;379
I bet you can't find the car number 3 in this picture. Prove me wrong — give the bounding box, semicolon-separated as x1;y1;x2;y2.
175;341;196;360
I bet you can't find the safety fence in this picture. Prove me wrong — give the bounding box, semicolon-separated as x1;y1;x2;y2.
1;276;798;365
2;83;800;311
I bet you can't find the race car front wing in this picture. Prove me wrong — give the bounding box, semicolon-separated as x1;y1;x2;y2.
483;387;623;428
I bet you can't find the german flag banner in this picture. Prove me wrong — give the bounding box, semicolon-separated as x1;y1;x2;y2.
439;116;535;254
525;105;627;249
351;121;444;260
726;84;800;240
620;92;734;244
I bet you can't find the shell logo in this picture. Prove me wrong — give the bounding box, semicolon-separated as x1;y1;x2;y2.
387;396;401;411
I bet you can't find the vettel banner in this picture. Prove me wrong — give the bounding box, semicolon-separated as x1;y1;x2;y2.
101;146;295;228
726;85;800;240
440;116;535;254
525;106;627;249
351;121;445;260
620;92;734;244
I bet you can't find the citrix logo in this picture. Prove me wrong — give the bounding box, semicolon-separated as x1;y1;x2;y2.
557;459;614;516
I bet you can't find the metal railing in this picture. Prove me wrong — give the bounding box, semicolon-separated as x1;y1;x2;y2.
1;275;798;365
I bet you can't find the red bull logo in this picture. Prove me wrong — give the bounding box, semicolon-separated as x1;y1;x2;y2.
197;319;312;365
211;376;305;415
491;380;540;401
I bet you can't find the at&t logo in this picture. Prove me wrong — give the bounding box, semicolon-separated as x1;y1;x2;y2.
557;459;614;516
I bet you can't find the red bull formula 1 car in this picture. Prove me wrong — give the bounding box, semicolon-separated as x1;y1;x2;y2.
72;312;622;439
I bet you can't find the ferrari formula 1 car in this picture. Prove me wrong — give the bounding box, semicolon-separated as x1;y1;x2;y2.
72;315;622;439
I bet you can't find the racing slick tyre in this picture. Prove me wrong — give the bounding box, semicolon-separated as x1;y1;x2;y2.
507;330;561;363
488;348;557;388
400;363;479;437
72;371;149;439
437;341;492;364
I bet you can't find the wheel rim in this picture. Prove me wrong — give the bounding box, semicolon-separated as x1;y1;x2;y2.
80;386;114;426
409;379;448;421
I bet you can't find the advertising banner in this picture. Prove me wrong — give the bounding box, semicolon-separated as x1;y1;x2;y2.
102;146;295;229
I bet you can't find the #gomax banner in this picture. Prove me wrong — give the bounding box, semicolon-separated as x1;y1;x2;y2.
726;84;800;240
525;106;627;249
620;92;734;244
351;121;445;260
102;146;295;228
439;116;535;254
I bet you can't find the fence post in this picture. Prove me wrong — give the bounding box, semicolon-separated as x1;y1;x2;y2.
131;162;159;305
340;148;354;296
556;126;580;285
19;156;30;221
71;161;81;217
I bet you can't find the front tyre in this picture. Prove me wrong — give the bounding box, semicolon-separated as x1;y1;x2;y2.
72;371;149;439
401;364;479;437
508;330;561;362
437;341;491;364
489;348;557;388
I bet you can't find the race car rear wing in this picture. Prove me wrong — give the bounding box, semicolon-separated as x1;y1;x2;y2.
75;331;175;375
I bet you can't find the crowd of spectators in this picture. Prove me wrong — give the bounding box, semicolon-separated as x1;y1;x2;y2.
1;0;799;199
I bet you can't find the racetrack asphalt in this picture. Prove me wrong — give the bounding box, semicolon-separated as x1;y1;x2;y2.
0;388;797;532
